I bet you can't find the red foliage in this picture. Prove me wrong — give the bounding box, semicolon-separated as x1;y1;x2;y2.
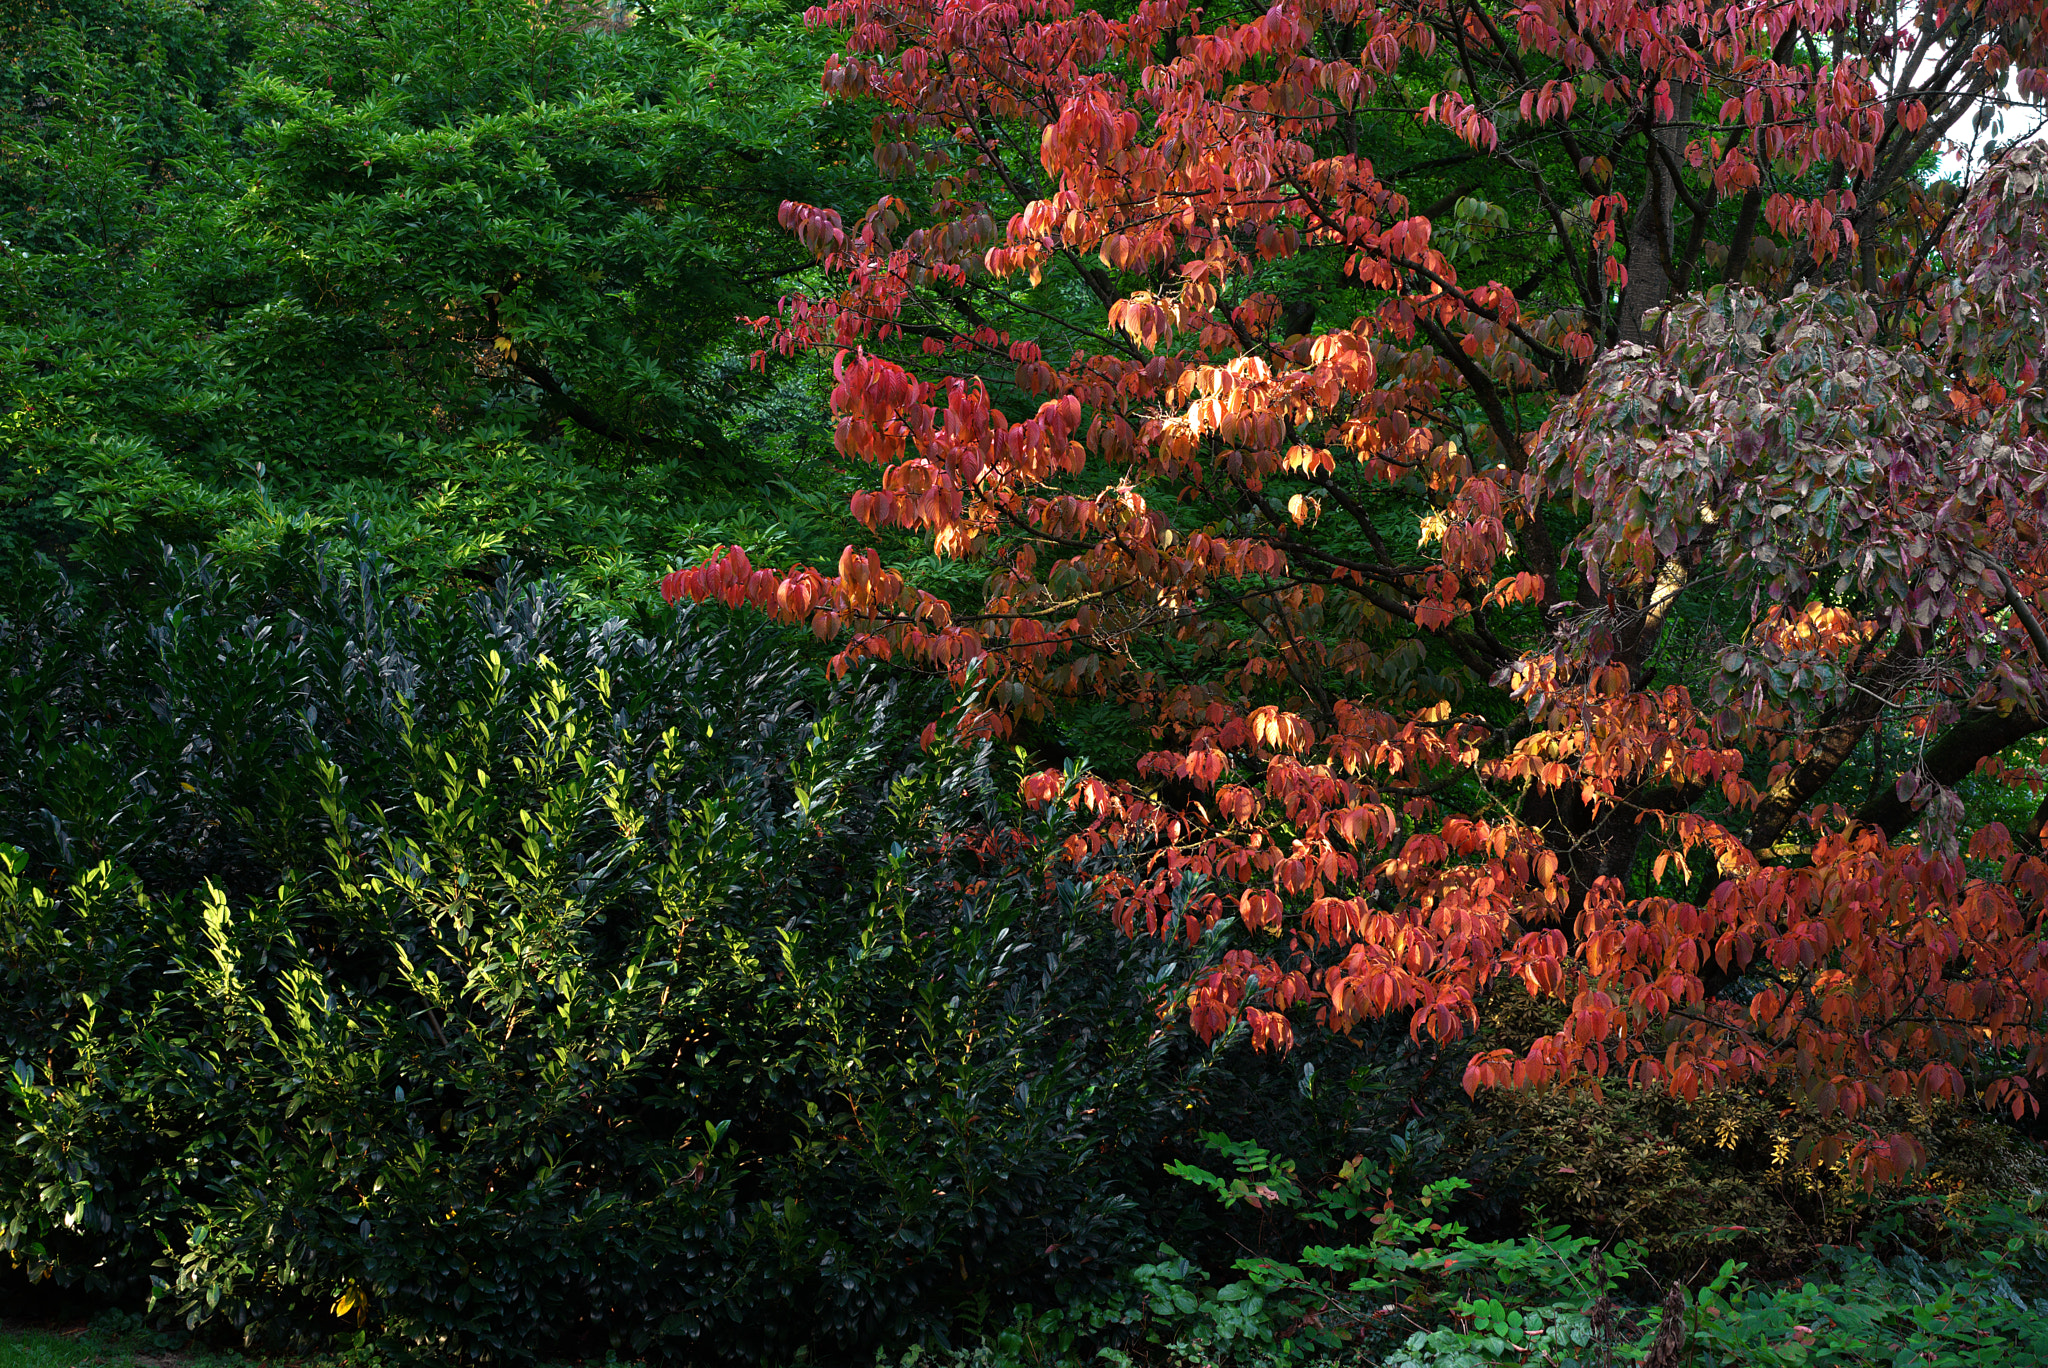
666;0;2048;1181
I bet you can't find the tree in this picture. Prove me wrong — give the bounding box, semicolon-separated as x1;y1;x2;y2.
1;0;877;587
667;0;2048;1179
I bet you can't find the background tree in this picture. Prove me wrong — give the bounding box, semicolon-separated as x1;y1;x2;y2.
2;0;879;592
668;0;2048;1178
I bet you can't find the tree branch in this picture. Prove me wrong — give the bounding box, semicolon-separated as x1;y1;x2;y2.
510;355;681;456
1743;635;1922;853
1855;705;2046;840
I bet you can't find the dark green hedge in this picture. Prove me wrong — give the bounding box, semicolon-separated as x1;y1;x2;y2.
0;546;1212;1361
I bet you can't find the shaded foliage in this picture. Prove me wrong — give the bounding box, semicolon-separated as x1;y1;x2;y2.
0;547;1217;1360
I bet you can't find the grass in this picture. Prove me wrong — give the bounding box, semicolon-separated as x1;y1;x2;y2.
0;1320;614;1368
1;1327;158;1368
0;1331;93;1368
0;1323;316;1368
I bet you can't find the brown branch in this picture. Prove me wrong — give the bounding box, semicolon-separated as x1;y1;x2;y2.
1855;705;2047;841
1743;635;1923;853
509;355;680;456
1413;314;1561;592
1994;565;2048;668
1718;26;1803;288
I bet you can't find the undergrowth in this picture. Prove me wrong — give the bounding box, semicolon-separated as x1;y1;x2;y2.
908;1132;2048;1368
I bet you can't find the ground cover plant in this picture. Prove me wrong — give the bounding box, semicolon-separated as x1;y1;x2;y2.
948;1162;2048;1368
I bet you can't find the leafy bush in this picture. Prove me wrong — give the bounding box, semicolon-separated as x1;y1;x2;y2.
1451;989;2048;1279
918;1136;2048;1368
0;545;1208;1361
17;546;2035;1365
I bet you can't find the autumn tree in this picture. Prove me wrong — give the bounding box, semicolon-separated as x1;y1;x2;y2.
666;0;2048;1179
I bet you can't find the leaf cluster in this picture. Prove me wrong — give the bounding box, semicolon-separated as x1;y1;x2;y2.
894;1137;2048;1368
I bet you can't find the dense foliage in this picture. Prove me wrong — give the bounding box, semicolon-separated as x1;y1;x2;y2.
9;0;2048;1362
667;0;2048;1180
0;548;1207;1357
1;0;876;594
0;547;1497;1359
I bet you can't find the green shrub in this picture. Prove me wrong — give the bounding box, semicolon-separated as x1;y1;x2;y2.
0;546;1207;1361
918;1137;2048;1368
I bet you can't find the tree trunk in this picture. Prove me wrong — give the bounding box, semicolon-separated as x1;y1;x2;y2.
1618;85;1697;345
1520;783;1655;925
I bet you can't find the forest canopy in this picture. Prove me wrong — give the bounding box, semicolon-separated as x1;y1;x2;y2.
2;0;885;593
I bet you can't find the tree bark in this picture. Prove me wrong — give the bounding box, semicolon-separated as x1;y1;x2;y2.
1618;85;1697;345
1854;706;2046;840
